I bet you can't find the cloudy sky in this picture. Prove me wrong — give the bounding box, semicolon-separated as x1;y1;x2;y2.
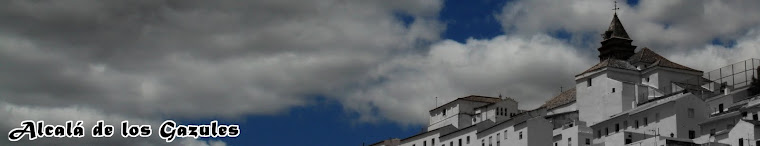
1;0;759;145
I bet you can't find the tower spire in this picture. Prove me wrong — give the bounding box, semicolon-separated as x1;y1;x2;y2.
597;1;636;61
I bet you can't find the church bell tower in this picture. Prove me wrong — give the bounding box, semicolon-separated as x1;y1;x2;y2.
597;9;636;61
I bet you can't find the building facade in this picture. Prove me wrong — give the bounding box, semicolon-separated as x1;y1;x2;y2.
372;11;760;146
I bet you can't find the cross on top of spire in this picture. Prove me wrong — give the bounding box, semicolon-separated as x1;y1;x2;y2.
613;1;620;14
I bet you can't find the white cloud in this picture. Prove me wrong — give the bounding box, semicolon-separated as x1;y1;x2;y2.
344;35;592;125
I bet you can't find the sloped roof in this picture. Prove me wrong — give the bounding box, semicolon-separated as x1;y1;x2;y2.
577;58;638;76
429;95;512;112
577;48;702;76
461;95;506;103
604;14;631;40
628;48;702;72
541;88;576;109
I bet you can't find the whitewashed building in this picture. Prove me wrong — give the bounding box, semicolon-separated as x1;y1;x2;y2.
371;11;760;146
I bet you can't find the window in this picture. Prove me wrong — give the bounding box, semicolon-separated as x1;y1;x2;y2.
497;108;501;116
459;139;462;146
689;130;695;139
555;143;558;146
719;104;724;113
519;132;523;139
586;138;591;145
655;113;660;122
635;120;639;128
481;139;484;146
615;124;620;132
612;88;615;93
504;130;508;139
432;138;435;146
497;141;500;146
624;121;628;129
443;110;447;116
467;136;470;144
645;78;649;82
568;138;572;146
743;112;748;117
688;108;695;118
587;78;592;87
754;114;759;121
710;129;716;135
605;128;609;135
597;130;601;138
489;136;492;146
644;117;648;126
424;140;427;146
450;141;453;146
739;138;744;146
496;133;500;142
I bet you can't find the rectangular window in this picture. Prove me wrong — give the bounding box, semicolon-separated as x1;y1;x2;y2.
689;130;696;139
644;117;648;126
656;113;660;122
623;121;628;129
615;124;620;132
467;136;470;144
754;114;759;121
605;128;609;135
739;138;744;146
459;139;462;146
710;129;716;135
496;133;500;142
568;138;571;146
612;88;615;93
519;132;523;139
635;120;639;128
587;78;592;87
504;130;508;139
597;130;601;138
688;108;695;118
586;138;591;145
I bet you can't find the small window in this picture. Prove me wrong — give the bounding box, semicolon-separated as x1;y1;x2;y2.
519;132;523;139
459;139;462;146
635;120;639;128
424;140;427;146
605;128;609;135
586;138;591;145
719;104;724;113
450;141;453;146
568;138;571;146
481;140;485;146
443;110;447;116
688;108;695;118
689;130;696;139
645;78;649;82
743;112;748;117
644;117;648;126
504;130;508;139
587;78;592;87
739;138;744;146
597;130;601;138
656;113;660;122
612;88;615;93
754;114;758;121
615;124;620;132
467;136;470;144
432;138;435;146
710;129;716;135
496;133;500;142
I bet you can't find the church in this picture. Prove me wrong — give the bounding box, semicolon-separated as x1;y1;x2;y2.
371;9;760;146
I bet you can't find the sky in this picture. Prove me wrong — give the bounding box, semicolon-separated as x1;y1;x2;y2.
1;0;759;145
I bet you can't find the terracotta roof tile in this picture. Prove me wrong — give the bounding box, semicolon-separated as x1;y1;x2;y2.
628;48;701;72
541;88;576;109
